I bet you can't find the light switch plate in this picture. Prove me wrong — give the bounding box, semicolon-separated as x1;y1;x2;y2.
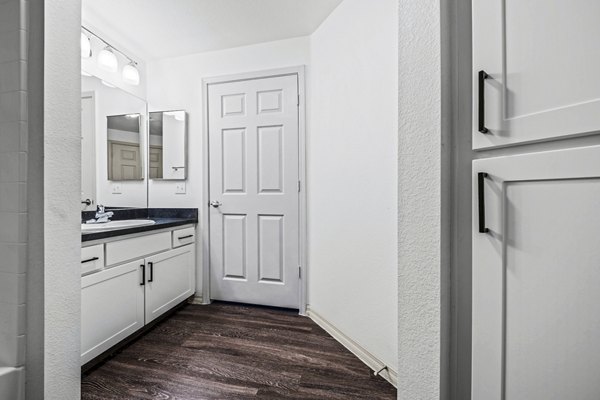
175;182;186;194
111;184;122;194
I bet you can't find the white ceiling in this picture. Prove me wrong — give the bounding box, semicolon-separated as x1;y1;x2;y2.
82;0;343;61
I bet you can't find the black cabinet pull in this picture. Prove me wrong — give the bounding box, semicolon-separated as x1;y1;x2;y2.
478;172;489;233
148;262;154;282
140;264;145;286
81;257;99;264
178;235;194;240
478;70;490;134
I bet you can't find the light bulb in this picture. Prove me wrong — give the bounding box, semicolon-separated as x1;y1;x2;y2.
122;62;140;86
98;47;118;72
81;32;92;59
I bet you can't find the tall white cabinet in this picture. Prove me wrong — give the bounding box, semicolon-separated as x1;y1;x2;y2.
471;2;600;399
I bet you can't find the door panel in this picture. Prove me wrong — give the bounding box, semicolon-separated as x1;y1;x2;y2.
208;74;300;308
472;146;600;399
472;0;600;149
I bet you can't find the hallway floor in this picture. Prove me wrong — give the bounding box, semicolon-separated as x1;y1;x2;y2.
81;302;396;399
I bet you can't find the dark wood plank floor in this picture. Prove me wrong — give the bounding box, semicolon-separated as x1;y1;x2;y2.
81;302;397;399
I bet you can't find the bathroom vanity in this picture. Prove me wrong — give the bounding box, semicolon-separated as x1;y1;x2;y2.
80;210;197;367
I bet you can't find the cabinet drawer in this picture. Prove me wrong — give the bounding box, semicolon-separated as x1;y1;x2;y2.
172;227;196;248
105;232;171;267
81;244;104;276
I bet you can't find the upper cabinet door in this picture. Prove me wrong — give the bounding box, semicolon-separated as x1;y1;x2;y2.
473;0;600;149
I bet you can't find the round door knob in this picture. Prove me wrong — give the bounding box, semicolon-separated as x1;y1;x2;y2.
210;200;222;208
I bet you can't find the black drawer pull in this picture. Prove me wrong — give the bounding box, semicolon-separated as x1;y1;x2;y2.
140;264;145;286
148;262;154;283
478;172;489;233
81;257;99;264
478;70;490;134
178;235;194;240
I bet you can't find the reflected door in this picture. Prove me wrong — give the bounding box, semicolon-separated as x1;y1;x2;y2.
81;94;96;210
208;74;300;308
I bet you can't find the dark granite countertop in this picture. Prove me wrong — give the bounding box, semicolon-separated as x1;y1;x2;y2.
82;208;198;243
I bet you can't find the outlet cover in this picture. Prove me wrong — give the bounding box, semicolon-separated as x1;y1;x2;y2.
175;182;186;194
112;184;122;194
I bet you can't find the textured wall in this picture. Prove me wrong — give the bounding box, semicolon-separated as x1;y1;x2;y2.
398;0;442;399
308;0;399;377
43;0;82;398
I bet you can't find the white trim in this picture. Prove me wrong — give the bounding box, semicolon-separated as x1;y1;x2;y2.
306;306;398;388
189;295;204;305
201;66;308;313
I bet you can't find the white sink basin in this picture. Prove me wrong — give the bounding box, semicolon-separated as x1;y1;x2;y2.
82;219;156;233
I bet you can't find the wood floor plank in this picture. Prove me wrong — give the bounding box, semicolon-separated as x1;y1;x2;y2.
82;302;397;399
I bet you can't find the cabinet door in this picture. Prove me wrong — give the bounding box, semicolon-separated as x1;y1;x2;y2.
472;146;600;400
145;245;195;323
81;260;145;365
472;1;600;149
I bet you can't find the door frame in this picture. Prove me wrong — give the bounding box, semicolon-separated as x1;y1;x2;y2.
201;66;308;314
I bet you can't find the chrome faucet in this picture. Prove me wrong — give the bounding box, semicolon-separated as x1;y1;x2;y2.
93;204;114;223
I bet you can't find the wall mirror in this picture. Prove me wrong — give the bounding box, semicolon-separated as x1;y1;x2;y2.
81;73;148;210
107;113;143;180
149;110;187;180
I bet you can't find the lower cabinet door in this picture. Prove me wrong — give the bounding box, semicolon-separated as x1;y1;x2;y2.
472;145;600;400
145;245;195;323
81;259;145;365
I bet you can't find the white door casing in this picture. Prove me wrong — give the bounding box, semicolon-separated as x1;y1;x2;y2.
81;94;96;210
472;0;600;149
472;146;600;400
208;74;300;309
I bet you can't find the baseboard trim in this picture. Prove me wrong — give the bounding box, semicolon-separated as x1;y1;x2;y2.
306;306;398;388
188;295;204;305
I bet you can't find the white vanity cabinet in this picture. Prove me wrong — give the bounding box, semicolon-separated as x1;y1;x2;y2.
81;225;196;365
145;245;195;323
81;259;145;365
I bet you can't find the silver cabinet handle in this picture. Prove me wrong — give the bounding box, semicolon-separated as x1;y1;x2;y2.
209;201;222;208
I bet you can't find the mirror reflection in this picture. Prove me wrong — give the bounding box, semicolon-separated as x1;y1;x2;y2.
81;74;148;210
149;110;187;180
107;113;143;181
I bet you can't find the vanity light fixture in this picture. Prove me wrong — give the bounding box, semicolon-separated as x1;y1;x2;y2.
101;80;116;88
98;46;118;72
122;62;140;86
80;32;92;59
82;25;141;86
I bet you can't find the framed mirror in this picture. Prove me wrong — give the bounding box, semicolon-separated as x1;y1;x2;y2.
81;73;148;210
149;110;187;180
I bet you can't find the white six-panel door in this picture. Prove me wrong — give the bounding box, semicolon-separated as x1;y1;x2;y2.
472;146;600;400
208;74;300;309
473;0;600;149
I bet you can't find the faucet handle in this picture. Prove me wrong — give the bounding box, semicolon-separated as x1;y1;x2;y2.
97;204;105;213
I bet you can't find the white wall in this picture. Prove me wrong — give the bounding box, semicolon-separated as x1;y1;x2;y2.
82;75;147;208
307;0;399;380
147;36;311;295
398;0;443;399
43;0;82;398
